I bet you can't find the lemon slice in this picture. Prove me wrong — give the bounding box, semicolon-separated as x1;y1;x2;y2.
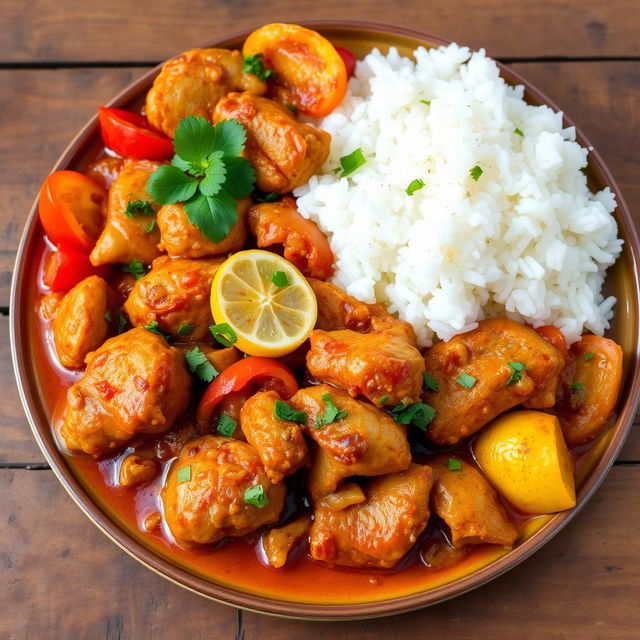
210;250;317;357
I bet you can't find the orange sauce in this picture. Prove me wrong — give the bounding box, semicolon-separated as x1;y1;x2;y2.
28;209;602;606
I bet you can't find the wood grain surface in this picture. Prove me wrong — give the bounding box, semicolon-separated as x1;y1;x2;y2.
2;1;639;637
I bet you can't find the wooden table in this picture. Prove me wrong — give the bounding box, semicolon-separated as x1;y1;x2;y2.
1;1;639;637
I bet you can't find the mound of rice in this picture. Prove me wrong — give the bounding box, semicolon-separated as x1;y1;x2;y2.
294;44;622;347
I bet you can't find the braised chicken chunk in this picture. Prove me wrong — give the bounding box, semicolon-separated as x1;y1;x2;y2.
90;159;162;267
262;515;312;568
123;256;222;341
162;436;285;545
213;92;331;193
146;48;267;138
240;391;309;484
310;464;432;569
157;199;250;259
60;328;191;456
430;458;518;548
290;385;411;498
119;453;158;488
248;198;334;280
423;318;565;445
52;275;113;369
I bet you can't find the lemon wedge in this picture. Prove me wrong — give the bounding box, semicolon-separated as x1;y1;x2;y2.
210;250;317;357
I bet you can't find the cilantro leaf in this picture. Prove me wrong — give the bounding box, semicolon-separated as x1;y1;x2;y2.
514;127;524;137
391;402;436;431
321;393;347;424
176;322;194;336
199;151;226;197
339;148;366;178
184;190;238;243
103;310;112;322
254;190;279;203
379;395;389;404
274;400;307;424
406;178;425;196
144;321;171;340
209;322;237;347
173;115;216;165
171;154;191;172
242;53;274;81
456;372;477;388
420;99;431;105
423;372;439;392
217;414;237;437
313;415;325;429
213;119;247;157
583;352;595;361
121;260;145;279
469;165;483;181
177;466;191;483
244;484;269;508
571;381;584;391
146;165;198;204
447;457;462;471
271;270;290;288
222;156;256;198
125;199;154;217
506;361;527;386
117;310;128;334
185;346;219;383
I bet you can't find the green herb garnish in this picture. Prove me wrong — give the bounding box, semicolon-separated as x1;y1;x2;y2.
254;190;279;203
313;415;325;429
423;372;439;392
177;322;194;336
103;310;112;322
506;361;527;386
217;414;237;437
144;219;156;234
379;395;389;404
583;352;595;361
244;484;269;508
391;402;436;431
420;99;431;105
120;260;145;279
469;165;483;181
177;465;191;483
185;346;218;382
406;178;425;196
274;400;307;424
144;321;171;340
146;116;255;244
285;103;298;114
321;393;347;424
338;148;366;178
242;53;274;80
271;270;290;288
514;127;524;137
571;382;585;391
125;199;154;218
456;372;477;389
447;458;463;471
117;310;128;334
209;322;237;348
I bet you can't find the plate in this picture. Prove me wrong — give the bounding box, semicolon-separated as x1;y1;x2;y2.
10;21;640;619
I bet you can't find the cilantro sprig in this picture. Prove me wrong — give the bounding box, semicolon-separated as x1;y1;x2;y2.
243;53;273;80
146;116;255;243
391;402;436;431
185;346;219;383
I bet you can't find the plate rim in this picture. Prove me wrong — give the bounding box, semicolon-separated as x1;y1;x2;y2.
10;19;640;620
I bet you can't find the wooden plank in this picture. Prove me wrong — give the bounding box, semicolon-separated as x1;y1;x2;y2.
0;468;239;639
0;466;637;637
1;0;639;63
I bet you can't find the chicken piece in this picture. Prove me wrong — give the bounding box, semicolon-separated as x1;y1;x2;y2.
320;482;366;511
262;515;312;568
90;159;162;267
157;198;250;259
162;436;285;545
430;458;518;548
240;391;309;484
124;256;222;341
60;328;191;456
309;278;372;332
213;92;330;193
290;385;411;498
248;198;334;280
38;292;64;321
307;330;424;407
423;318;565;446
198;345;241;373
119;453;158;488
146;48;267;138
86;155;124;190
310;465;432;569
52;276;112;369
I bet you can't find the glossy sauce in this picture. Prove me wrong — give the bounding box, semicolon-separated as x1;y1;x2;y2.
30;222;604;605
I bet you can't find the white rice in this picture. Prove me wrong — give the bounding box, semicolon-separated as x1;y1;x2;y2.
293;44;622;347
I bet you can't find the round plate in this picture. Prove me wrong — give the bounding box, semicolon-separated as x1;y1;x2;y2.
10;21;640;620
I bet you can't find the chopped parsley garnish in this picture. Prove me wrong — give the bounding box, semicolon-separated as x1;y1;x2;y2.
144;219;156;234
146;116;255;244
285;103;298;114
406;178;425;196
124;199;154;217
242;53;274;80
177;322;194;336
117;310;128;334
506;361;527;386
103;310;112;322
456;372;477;389
514;127;524;137
209;322;237;347
338;148;366;178
254;190;279;203
120;260;145;279
583;352;595;361
420;99;431;105
469;165;483;181
391;402;436;431
321;393;348;424
571;382;585;391
379;395;389;404
274;400;307;424
144;321;171;340
447;457;463;471
244;484;269;508
271;270;290;288
313;415;325;429
423;372;439;392
217;414;237;437
185;346;218;382
177;465;191;483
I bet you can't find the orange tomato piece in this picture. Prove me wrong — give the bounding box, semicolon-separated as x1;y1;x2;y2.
242;23;347;116
555;335;623;446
